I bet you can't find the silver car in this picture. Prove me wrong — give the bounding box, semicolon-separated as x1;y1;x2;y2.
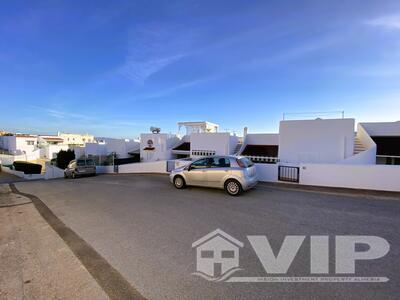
170;156;257;196
64;158;96;179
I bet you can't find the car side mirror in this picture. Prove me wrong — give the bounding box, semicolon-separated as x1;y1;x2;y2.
185;165;191;171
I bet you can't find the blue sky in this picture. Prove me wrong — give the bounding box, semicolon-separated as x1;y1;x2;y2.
1;0;400;138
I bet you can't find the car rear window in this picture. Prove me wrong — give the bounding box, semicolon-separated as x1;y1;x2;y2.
239;157;254;167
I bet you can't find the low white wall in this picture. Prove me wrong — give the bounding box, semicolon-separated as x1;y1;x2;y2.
1;166;44;180
96;166;115;174
119;161;168;174
255;164;278;182
300;163;400;192
44;164;65;179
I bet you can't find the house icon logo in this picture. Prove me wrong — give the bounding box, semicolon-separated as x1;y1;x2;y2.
192;229;243;281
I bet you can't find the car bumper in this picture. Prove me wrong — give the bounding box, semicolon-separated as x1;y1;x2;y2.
242;177;258;191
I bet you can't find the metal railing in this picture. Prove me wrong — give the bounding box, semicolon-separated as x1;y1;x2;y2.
245;156;279;164
278;166;300;183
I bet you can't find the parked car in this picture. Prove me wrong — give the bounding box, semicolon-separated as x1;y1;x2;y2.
170;156;257;196
64;158;96;179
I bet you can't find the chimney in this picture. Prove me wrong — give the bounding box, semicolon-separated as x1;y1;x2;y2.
243;127;248;137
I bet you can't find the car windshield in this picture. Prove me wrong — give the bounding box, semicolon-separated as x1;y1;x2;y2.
239;157;254;167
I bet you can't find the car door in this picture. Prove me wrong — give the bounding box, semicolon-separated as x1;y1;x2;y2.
206;157;231;188
185;158;209;186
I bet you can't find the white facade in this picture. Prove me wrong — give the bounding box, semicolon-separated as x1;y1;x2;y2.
244;133;279;146
278;118;355;164
37;135;69;159
178;121;219;135
190;132;238;158
140;133;180;162
0;135;38;155
86;138;140;158
58;132;94;146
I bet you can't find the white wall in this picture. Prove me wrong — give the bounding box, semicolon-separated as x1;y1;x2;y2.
85;143;107;156
341;123;376;165
42;144;69;159
245;133;279;145
15;136;38;155
1;166;44;180
279;118;355;164
96;165;115;174
119;161;168;174
71;146;85;159
190;132;232;158
0;136;38;155
255;164;278;182
0;153;25;165
44;164;65;179
140;133;180;162
300;163;400;192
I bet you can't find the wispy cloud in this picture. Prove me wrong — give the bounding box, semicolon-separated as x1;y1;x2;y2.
117;24;196;84
137;74;222;100
30;106;150;131
126;34;343;101
241;35;341;70
367;14;400;30
118;53;186;84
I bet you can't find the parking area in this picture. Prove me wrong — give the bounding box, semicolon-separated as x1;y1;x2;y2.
14;174;400;299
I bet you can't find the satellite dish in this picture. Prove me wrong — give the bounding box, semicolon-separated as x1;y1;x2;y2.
150;127;161;134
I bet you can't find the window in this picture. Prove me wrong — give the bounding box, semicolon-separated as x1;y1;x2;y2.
77;160;86;166
209;157;230;168
238;157;254;167
190;158;209;169
221;250;235;258
26;140;34;145
201;250;214;258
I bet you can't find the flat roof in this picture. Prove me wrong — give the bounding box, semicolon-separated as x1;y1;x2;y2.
177;121;219;127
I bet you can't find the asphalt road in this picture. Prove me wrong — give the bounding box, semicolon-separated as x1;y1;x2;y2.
0;171;24;184
15;174;400;300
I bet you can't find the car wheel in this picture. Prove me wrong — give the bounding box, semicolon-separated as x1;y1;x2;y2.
173;176;186;189
225;179;242;196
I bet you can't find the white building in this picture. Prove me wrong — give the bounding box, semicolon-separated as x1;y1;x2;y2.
172;121;239;159
278;118;355;164
85;137;140;159
140;132;180;162
0;134;38;156
57;132;94;146
178;121;219;135
37;135;69;159
0;134;41;163
358;121;400;165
